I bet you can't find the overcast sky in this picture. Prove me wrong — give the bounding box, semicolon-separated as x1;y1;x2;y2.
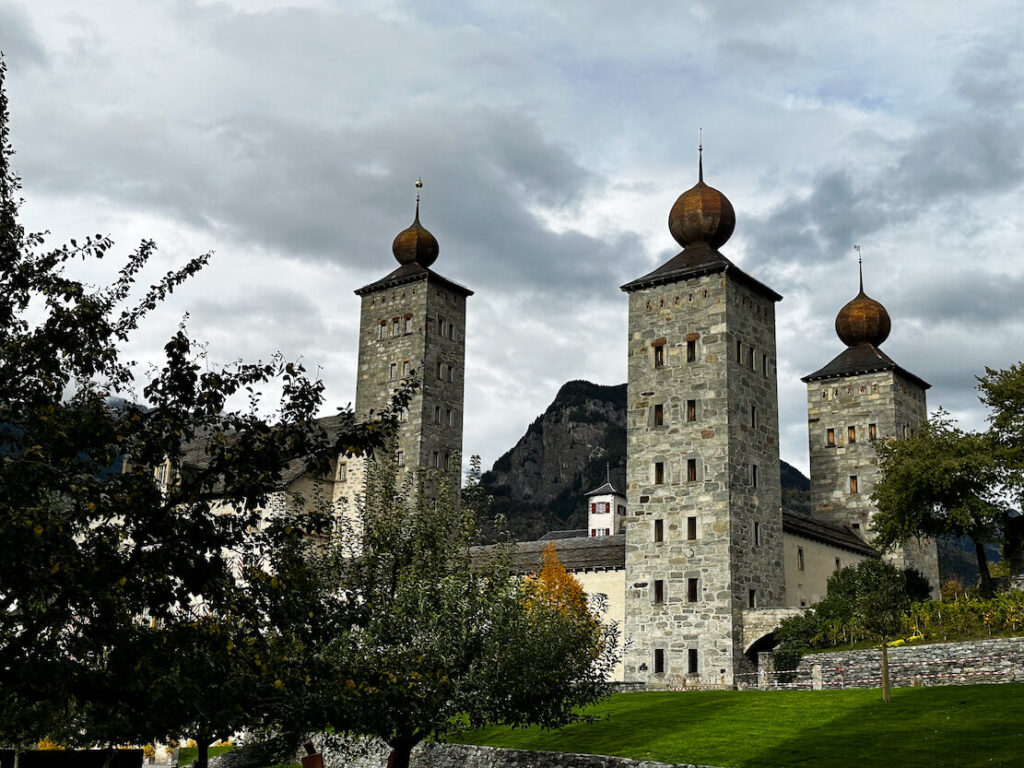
3;0;1023;476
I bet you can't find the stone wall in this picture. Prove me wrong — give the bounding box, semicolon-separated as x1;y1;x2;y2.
754;636;1024;690
408;743;721;768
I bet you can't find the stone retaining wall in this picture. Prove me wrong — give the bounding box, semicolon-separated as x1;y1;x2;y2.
753;636;1024;690
408;743;720;768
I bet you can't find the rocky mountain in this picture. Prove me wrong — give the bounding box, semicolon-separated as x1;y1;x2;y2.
479;379;810;541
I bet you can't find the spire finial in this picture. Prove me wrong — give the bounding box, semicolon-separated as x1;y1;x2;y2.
415;177;423;220
854;244;863;293
698;128;704;183
606;462;611;484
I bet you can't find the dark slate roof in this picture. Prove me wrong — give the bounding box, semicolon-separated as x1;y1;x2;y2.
354;262;473;298
782;511;877;557
585;482;623;497
801;343;930;389
620;243;782;302
539;529;588;540
471;534;626;575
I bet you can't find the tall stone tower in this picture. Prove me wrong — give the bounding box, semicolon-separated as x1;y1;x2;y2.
353;181;472;476
802;259;939;592
620;151;785;686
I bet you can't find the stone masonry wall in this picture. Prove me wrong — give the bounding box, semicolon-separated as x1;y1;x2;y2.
805;368;938;593
355;276;466;478
757;636;1024;690
623;268;784;687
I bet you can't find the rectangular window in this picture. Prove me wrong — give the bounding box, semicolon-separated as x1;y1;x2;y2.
379;322;387;340
687;578;699;603
654;519;664;543
404;316;412;334
686;516;697;540
748;589;757;609
762;353;768;376
402;360;410;377
747;347;754;369
434;405;441;423
654;648;665;674
869;423;878;441
391;319;399;336
653;403;664;427
447;408;453;426
736;339;742;363
654;579;664;604
797;546;805;571
399;407;407;422
835;557;842;572
688;648;699;674
654;462;665;485
848;425;857;444
444;453;451;470
433;451;440;468
436;361;443;380
447;365;454;383
750;405;757;428
852;522;861;534
438;316;447;336
337;462;347;482
687;399;696;422
850;475;859;493
448;323;455;340
686;339;696;362
654;344;665;368
751;464;758;488
754;521;761;546
396;450;404;467
389;362;397;380
826;428;836;446
687;458;697;482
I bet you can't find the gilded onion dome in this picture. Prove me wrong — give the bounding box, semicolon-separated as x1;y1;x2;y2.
668;146;736;249
392;179;439;268
835;260;891;347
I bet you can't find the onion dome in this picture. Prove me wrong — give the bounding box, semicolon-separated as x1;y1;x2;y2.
668;145;736;249
835;258;891;347
391;178;439;268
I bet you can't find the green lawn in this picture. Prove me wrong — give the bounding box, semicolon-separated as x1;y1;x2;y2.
176;745;235;766
452;684;1024;768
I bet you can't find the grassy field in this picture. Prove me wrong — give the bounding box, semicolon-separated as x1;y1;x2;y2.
176;745;235;766
452;684;1024;768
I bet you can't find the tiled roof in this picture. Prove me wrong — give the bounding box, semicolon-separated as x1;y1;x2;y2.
585;482;623;497
471;534;626;575
782;511;877;557
620;243;782;301
801;344;930;389
354;263;473;297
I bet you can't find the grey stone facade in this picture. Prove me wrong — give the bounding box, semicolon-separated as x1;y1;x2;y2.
354;278;468;475
621;269;785;687
804;367;939;592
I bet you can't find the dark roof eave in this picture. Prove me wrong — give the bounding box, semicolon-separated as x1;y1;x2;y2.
620;257;781;302
801;351;931;390
782;512;878;557
355;266;473;297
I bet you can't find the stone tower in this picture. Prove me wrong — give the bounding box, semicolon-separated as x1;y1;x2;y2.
353;181;472;477
802;259;939;593
620;150;785;686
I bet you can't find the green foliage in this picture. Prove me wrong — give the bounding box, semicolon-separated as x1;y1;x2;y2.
0;57;397;761
454;686;1024;768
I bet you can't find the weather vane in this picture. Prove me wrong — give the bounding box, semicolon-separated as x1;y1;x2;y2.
415;177;423;203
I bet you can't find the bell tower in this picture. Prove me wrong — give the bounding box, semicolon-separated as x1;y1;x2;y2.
620;146;785;686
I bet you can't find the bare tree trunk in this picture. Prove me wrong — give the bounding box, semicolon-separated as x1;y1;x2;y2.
195;736;212;768
880;641;890;704
975;538;994;598
387;739;417;768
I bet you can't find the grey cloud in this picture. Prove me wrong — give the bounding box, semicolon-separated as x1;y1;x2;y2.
0;3;48;69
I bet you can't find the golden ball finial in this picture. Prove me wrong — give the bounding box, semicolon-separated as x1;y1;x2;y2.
392;180;439;267
835;253;891;347
668;143;735;249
